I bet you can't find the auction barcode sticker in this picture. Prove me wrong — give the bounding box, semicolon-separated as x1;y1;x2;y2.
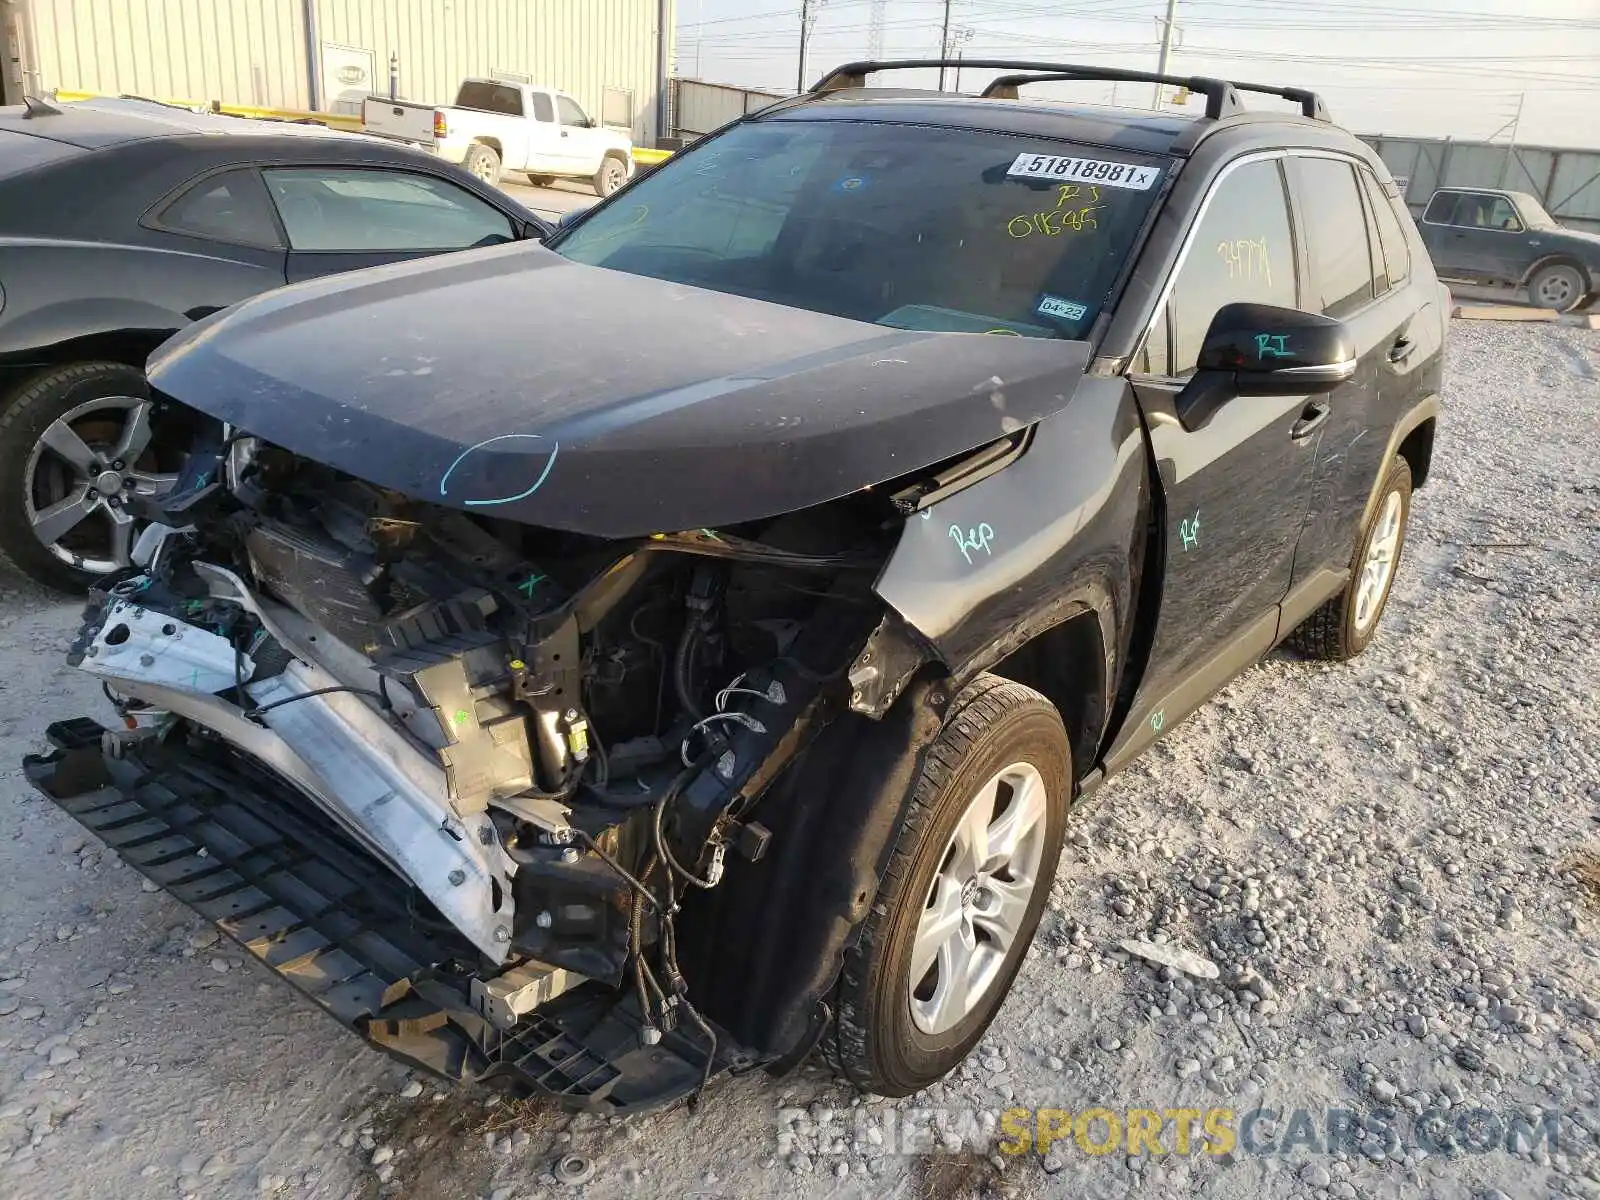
1006;153;1161;190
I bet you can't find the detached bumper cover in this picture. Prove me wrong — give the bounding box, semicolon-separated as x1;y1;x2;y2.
24;719;744;1112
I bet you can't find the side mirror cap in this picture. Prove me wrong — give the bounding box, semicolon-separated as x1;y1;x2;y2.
1196;302;1356;393
1176;302;1355;432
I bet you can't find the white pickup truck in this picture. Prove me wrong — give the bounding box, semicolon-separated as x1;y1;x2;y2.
362;78;634;196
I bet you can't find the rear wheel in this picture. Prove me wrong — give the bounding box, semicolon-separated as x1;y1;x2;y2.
464;143;501;187
828;675;1071;1095
1290;456;1412;662
1528;262;1588;312
0;362;180;593
592;155;628;198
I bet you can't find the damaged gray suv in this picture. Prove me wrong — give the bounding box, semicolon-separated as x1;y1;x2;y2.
26;60;1444;1109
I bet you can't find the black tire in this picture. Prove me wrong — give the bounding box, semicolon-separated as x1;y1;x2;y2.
828;674;1072;1096
0;362;151;593
1290;456;1413;662
592;154;628;198
1527;261;1589;313
464;143;501;187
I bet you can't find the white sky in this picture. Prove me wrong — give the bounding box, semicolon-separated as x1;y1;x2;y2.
675;0;1600;148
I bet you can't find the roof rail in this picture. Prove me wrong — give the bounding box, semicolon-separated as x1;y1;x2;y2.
808;59;1329;122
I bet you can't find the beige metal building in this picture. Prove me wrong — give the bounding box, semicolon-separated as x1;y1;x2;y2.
1;0;675;144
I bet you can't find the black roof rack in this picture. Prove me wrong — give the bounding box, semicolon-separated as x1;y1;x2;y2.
808;59;1329;123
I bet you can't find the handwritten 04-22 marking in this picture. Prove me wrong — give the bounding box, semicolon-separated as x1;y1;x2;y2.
950;522;996;565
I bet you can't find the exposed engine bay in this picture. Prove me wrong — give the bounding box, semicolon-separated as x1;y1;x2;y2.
50;420;927;1103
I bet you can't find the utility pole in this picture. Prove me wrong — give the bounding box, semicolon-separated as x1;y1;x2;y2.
867;0;886;59
949;28;974;91
1153;0;1177;107
797;0;823;92
1498;91;1525;187
938;0;952;91
798;0;810;93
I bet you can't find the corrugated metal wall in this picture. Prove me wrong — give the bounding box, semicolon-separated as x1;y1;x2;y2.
22;0;670;142
27;0;308;108
1360;134;1600;235
316;0;665;142
672;78;783;142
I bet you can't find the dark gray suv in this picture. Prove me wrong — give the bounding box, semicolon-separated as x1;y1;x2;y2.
1419;186;1599;311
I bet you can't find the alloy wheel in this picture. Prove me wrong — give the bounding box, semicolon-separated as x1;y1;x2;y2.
24;397;178;575
1354;489;1403;634
909;761;1048;1036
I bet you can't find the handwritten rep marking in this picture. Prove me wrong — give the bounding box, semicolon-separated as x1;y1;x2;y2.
950;522;996;565
439;433;560;508
1179;511;1201;552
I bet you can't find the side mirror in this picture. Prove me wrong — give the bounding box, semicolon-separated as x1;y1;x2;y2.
1177;302;1356;431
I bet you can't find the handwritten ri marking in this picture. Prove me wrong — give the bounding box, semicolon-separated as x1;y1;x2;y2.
1254;333;1292;359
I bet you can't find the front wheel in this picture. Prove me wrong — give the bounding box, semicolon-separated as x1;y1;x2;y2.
828;675;1071;1096
0;362;179;593
1290;456;1413;662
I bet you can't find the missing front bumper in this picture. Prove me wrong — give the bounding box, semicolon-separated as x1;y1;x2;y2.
23;719;746;1113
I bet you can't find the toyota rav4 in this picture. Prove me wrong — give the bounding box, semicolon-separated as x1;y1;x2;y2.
26;60;1444;1110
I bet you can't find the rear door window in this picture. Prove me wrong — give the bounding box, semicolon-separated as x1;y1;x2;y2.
155;168;283;248
1292;157;1377;319
531;93;555;123
262;167;514;251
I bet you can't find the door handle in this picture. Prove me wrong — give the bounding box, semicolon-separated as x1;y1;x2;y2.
1387;337;1417;364
1291;400;1330;440
561;130;569;137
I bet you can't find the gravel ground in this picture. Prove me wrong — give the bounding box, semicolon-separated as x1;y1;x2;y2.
0;318;1596;1200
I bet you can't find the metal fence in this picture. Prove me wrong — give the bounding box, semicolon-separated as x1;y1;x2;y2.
670;78;784;143
1359;135;1600;235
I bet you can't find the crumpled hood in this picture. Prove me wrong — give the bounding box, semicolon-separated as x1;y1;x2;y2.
148;242;1093;537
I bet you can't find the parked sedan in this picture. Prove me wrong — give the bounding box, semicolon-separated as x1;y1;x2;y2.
0;96;548;591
